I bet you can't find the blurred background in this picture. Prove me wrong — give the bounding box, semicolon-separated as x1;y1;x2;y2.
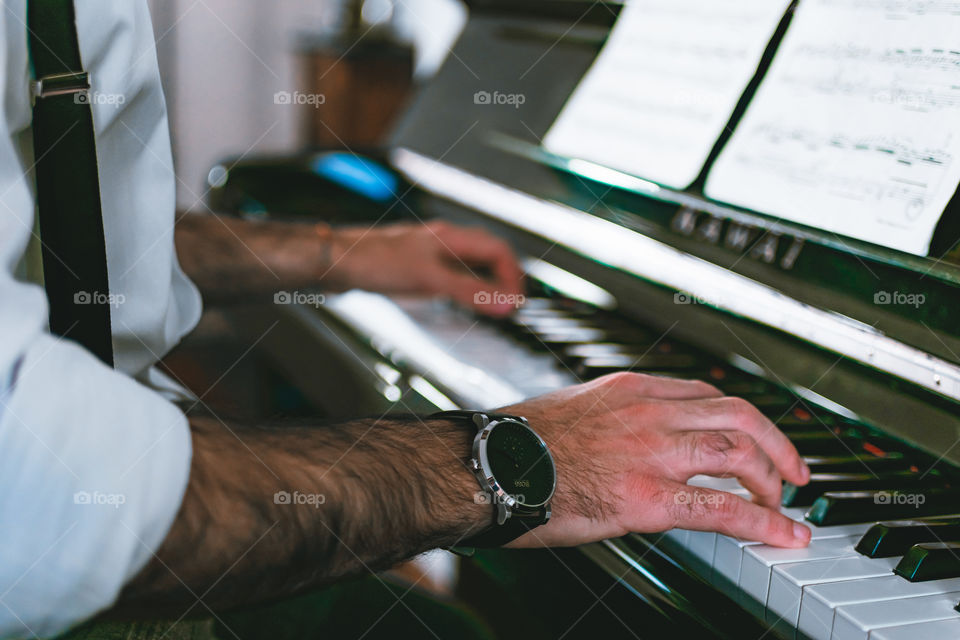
146;0;466;212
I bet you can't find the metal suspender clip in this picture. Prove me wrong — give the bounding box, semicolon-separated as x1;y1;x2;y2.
31;70;90;105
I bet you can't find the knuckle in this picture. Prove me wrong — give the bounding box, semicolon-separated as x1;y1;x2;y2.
716;494;741;522
721;396;761;427
600;371;643;388
690;431;739;466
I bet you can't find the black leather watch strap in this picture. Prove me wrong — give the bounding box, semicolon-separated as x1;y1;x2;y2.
431;409;522;429
460;505;550;548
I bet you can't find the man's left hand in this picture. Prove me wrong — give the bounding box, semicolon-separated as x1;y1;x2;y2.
327;221;525;317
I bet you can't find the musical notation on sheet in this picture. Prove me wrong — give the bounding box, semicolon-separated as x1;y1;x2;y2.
706;0;960;256
543;0;791;190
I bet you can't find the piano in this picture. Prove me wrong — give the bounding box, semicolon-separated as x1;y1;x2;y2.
208;1;960;638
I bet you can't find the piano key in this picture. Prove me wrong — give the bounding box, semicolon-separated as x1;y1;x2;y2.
529;327;610;348
787;430;869;456
750;394;801;411
807;488;960;526
895;543;960;582
675;475;753;580
574;353;702;377
765;555;900;633
737;535;861;618
711;517;870;591
831;590;960;640
803;452;910;474
562;342;632;359
856;518;960;558
870;618;960;639
798;575;960;640
714;378;775;396
775;410;840;431
781;470;931;507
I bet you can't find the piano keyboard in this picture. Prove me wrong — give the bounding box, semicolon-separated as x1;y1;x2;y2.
324;288;960;639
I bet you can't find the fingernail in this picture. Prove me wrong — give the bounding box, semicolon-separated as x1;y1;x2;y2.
793;522;811;542
800;461;811;483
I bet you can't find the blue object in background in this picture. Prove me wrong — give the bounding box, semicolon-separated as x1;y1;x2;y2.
310;152;400;202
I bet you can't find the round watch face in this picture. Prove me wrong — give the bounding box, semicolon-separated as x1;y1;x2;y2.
483;420;556;507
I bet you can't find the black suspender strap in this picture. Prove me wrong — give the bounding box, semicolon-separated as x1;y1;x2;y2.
27;0;114;366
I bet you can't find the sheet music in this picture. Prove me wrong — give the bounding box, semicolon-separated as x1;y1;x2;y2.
706;0;960;256
542;0;791;189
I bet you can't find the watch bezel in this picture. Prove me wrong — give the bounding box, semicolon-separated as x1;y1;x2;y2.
472;417;557;510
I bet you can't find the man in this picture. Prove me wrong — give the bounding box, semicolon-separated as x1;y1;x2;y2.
0;2;811;638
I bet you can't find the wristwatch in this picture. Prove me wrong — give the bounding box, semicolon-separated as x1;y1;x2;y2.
432;410;557;549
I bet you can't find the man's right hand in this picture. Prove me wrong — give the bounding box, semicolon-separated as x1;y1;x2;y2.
500;372;812;549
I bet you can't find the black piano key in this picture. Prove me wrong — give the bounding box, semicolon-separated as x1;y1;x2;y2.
803;452;911;474
856;518;960;558
807;487;960;526
575;353;702;378
787;429;866;455
775;410;840;431
782;470;932;507
713;378;773;396
751;395;801;412
894;542;960;581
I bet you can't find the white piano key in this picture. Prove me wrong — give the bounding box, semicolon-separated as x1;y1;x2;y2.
713;535;760;589
661;528;689;547
738;535;861;618
711;511;867;590
765;556;899;634
799;576;960;640
831;590;960;640
675;475;752;581
784;507;809;521
870;618;960;639
685;530;718;579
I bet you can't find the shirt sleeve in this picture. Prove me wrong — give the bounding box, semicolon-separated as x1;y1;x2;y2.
0;5;193;637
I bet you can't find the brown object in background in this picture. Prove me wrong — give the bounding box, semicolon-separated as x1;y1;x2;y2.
300;35;414;148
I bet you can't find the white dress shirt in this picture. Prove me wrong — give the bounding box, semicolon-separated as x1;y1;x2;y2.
0;1;202;637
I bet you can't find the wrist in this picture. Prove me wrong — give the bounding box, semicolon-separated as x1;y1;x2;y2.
422;419;498;542
314;224;363;291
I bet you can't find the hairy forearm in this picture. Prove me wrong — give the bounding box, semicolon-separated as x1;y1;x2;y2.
174;213;338;301
116;414;490;615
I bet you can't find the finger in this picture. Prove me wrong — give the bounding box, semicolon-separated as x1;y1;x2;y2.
588;371;724;402
442;271;518;317
674;431;782;509
435;226;524;296
663;483;810;548
667;396;809;486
